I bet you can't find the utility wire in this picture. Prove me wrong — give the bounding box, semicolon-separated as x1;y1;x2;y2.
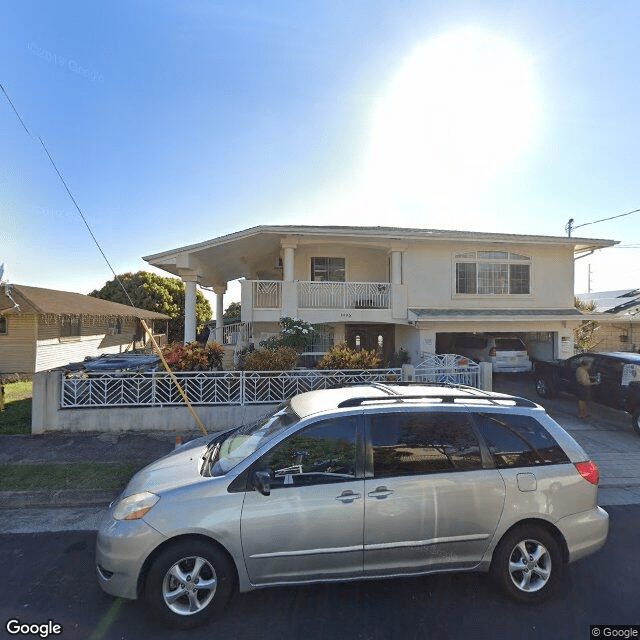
1;81;209;435
0;83;30;135
2;83;138;314
573;208;640;231
37;136;139;313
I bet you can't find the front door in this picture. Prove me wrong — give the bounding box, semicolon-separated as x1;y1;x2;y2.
346;324;395;367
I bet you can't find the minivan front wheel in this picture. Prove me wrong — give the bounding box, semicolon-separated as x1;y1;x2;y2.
491;525;563;603
144;540;234;629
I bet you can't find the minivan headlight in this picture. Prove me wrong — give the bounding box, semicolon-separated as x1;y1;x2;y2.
112;492;159;521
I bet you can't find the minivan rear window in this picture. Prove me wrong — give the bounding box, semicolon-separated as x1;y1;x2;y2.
495;339;527;351
474;413;569;468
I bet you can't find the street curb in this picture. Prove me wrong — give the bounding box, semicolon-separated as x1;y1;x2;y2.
0;489;119;508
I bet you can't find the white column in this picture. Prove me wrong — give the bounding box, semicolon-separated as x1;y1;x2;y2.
183;279;197;344
281;238;298;317
391;250;402;285
214;285;226;344
281;238;298;282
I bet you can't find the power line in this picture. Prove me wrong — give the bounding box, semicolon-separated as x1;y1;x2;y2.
567;208;640;236
0;83;30;135
1;82;137;312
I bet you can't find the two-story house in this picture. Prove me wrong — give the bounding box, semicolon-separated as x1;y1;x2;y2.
143;225;616;366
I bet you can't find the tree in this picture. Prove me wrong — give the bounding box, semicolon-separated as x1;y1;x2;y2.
223;301;242;325
574;297;600;352
90;271;212;343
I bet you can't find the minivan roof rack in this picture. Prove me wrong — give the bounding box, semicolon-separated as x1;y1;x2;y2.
337;392;538;409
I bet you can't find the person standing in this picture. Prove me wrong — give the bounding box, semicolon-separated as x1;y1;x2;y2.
576;360;598;419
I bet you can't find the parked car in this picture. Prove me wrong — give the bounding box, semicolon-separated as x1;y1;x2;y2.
452;335;533;373
96;383;608;629
534;351;640;435
82;353;161;372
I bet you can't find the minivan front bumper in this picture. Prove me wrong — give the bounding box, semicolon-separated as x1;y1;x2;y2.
96;512;167;600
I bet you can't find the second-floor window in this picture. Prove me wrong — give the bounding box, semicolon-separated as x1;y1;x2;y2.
455;251;531;295
311;257;345;282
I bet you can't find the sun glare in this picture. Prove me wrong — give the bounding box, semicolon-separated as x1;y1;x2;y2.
366;28;540;210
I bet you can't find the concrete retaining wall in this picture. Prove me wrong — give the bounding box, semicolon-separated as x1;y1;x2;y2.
31;372;278;434
32;363;493;434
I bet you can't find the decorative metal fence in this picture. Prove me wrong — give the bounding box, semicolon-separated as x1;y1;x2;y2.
60;368;403;408
414;354;480;386
60;355;481;408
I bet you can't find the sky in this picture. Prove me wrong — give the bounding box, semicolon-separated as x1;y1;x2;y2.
1;0;640;309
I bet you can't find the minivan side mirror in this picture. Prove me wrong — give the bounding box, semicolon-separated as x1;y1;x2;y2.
251;470;272;496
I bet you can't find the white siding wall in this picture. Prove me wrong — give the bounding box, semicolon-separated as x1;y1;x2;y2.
34;316;139;372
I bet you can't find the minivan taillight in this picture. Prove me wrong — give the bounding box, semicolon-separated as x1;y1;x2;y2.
575;461;599;485
489;348;496;356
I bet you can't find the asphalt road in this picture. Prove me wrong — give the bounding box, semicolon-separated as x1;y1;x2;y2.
0;505;637;640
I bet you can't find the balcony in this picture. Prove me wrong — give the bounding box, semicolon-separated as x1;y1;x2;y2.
251;281;390;309
244;280;405;323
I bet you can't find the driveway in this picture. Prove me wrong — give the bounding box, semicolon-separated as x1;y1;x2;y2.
494;373;640;505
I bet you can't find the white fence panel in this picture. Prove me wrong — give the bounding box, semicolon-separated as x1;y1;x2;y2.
60;358;479;409
414;354;479;386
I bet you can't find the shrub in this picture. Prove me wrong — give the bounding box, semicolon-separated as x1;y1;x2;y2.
243;346;299;371
161;341;225;371
317;343;381;370
260;317;315;352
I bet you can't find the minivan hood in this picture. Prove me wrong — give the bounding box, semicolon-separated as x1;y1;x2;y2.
123;440;209;497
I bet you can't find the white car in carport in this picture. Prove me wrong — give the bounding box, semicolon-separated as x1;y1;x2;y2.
454;336;533;373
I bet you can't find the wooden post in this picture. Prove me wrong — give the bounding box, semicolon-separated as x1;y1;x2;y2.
140;318;208;436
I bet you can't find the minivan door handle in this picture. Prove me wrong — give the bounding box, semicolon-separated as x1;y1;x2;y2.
336;490;361;503
368;486;394;499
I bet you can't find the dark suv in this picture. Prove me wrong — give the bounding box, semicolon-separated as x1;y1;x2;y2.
534;352;640;435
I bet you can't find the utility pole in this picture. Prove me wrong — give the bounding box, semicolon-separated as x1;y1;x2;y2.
588;263;592;293
565;218;574;237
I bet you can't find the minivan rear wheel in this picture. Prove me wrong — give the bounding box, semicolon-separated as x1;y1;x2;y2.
144;539;235;629
491;524;563;603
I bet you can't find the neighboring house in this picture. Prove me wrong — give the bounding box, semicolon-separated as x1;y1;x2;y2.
576;289;640;353
144;225;616;366
0;284;170;374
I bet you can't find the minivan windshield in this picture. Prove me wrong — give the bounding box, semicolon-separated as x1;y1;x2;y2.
205;403;299;477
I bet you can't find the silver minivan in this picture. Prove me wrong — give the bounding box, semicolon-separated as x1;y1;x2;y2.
96;384;608;629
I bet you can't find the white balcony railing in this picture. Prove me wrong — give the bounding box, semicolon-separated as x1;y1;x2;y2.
222;322;252;345
253;281;282;309
298;281;390;309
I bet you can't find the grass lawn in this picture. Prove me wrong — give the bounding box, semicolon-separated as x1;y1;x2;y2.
0;461;143;491
0;381;32;435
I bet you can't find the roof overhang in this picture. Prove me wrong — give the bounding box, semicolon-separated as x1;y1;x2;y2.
143;225;618;285
408;308;585;324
